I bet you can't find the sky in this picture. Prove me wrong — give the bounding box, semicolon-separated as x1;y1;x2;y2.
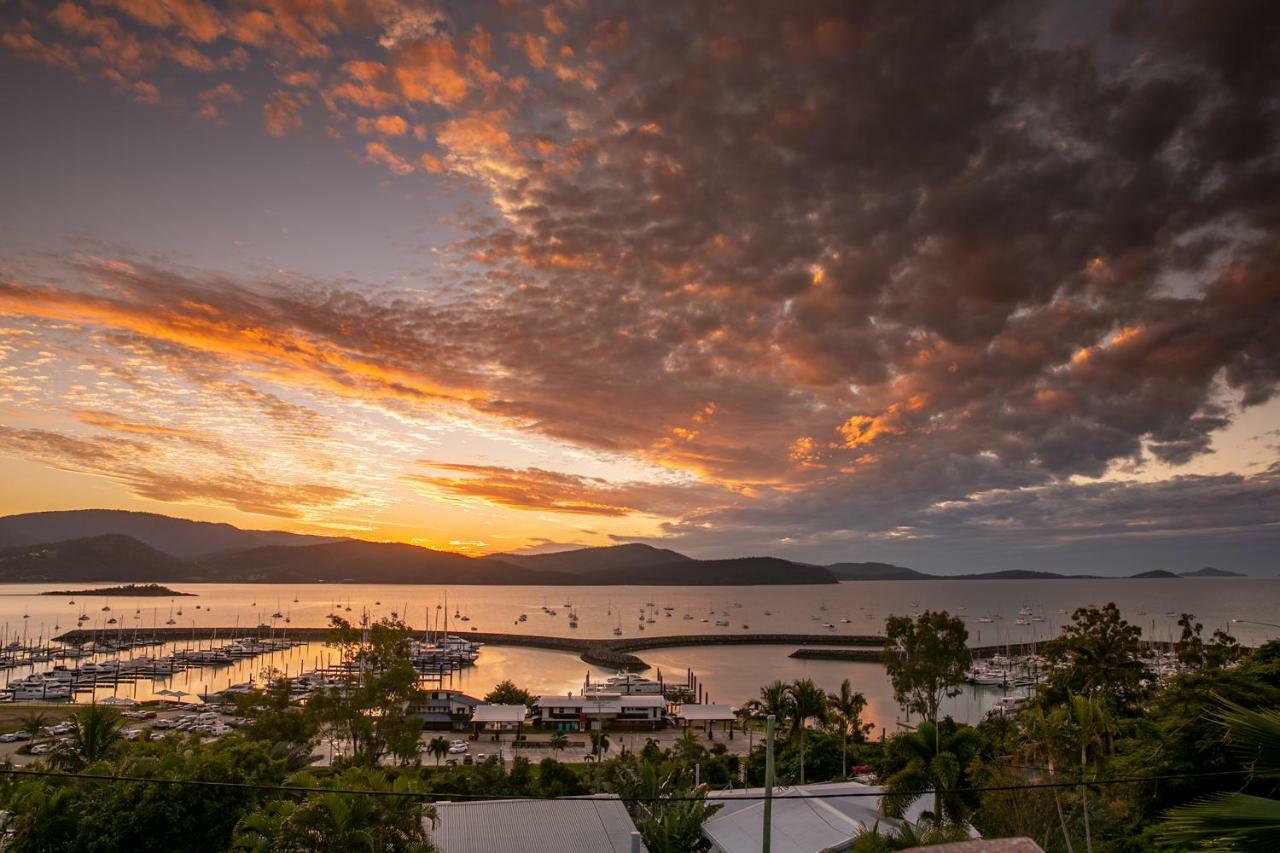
0;0;1277;574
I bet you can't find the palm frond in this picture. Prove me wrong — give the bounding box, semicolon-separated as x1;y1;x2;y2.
1159;792;1280;851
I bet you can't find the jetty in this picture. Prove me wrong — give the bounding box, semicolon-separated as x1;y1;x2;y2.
53;627;888;671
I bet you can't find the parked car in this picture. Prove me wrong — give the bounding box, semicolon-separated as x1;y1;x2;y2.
0;733;21;743
29;743;55;755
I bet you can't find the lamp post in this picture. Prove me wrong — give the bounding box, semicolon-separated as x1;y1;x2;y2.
763;714;775;853
1232;619;1280;630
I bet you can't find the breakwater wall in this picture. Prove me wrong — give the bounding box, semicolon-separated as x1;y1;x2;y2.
52;627;888;671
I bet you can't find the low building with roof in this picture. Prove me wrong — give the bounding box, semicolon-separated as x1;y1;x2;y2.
702;780;955;853
674;703;739;738
427;795;647;853
535;693;668;731
471;703;529;737
411;689;480;730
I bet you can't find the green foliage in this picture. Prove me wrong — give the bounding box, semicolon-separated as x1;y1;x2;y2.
232;768;435;852
1041;604;1149;711
1158;700;1280;851
482;680;537;706
850;819;971;852
50;704;124;771
880;718;986;827
613;759;721;853
18;711;51;746
425;736;450;765
535;757;588;797
882;610;970;724
309;616;426;767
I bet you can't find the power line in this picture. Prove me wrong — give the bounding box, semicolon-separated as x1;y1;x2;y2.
0;765;1252;803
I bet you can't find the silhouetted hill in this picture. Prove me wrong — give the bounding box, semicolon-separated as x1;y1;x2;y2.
565;556;836;585
199;541;574;584
1179;567;1244;578
0;510;341;558
494;543;694;575
0;535;195;582
1131;569;1180;579
826;562;930;580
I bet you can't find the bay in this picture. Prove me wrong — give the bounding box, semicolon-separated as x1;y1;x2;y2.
1;578;1275;728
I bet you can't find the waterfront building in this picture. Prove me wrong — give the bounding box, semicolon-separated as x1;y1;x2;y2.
411;689;481;730
535;693;668;731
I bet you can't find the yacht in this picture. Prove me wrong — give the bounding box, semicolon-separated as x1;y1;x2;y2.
584;672;664;696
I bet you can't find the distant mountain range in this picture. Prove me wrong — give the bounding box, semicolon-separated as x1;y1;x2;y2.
0;510;1250;585
0;510;339;558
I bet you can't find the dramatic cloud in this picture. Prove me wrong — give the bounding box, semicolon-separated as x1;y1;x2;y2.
2;0;1278;569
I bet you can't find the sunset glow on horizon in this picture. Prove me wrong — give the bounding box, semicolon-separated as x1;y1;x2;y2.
1;0;1277;573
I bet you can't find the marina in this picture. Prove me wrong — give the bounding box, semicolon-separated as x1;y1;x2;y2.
0;579;1269;728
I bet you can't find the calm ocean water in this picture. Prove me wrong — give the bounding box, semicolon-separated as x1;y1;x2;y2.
3;579;1275;728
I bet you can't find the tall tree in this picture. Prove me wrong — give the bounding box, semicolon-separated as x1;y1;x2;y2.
882;611;970;726
1069;694;1112;853
51;704;123;771
309;615;426;767
786;679;828;785
1042;604;1149;710
483;680;537;707
1020;705;1075;853
880;719;984;826
426;736;449;766
828;678;872;779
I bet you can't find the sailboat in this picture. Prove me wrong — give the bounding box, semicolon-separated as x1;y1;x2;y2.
165;602;176;626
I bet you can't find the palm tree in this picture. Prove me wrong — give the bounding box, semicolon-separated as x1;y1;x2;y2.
1021;705;1075;853
850;818;970;852
1159;699;1280;851
785;679;827;785
51;704;123;770
18;710;50;745
828;679;870;778
757;680;792;723
232;769;434;852
549;731;568;755
1070;694;1110;853
589;729;611;760
880;719;982;826
426;736;450;766
589;730;612;793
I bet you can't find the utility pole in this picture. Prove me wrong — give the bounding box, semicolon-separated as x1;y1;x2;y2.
763;714;775;853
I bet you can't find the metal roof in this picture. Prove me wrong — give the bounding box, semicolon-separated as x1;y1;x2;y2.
429;796;646;853
703;782;943;853
677;704;737;721
472;704;529;723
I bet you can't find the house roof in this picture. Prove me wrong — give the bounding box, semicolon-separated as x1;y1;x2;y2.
539;696;623;713
426;690;480;706
429;796;646;853
703;782;940;853
472;704;529;723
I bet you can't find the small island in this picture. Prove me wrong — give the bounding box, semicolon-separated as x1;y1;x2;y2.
40;583;195;597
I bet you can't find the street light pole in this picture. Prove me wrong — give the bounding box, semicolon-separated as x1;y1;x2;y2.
1233;619;1280;630
763;714;775;853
